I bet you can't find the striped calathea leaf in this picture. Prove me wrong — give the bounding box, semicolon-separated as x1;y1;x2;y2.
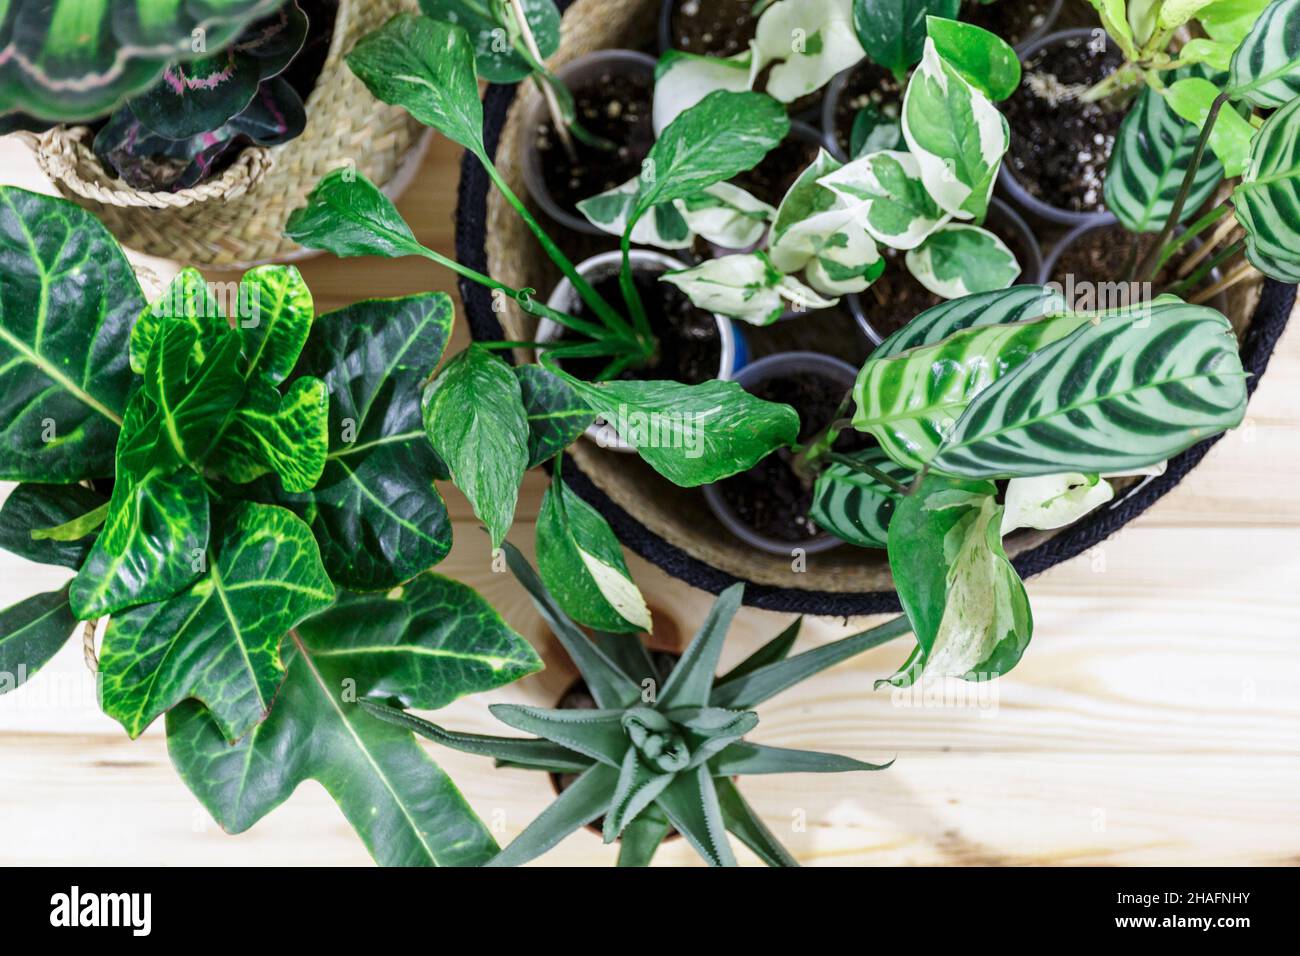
359;545;896;867
809;448;913;549
0;187;141;482
0;0;286;121
751;0;867;103
816;149;949;250
537;477;652;634
577;177;775;251
652;48;760;136
901;36;1009;222
1104;83;1226;232
165;573;540;866
1228;0;1300;108
905;223;1020;298
886;475;1031;685
873;284;1063;357
660;252;839;325
929;300;1248;479
1233;96;1300;281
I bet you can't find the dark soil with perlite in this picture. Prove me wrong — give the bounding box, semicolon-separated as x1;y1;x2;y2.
961;0;1057;48
832;60;903;159
668;0;758;58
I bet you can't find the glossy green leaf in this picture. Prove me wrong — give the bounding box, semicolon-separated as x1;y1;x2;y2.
1234;96;1300;281
423;345;529;549
233;264;314;386
887;476;1031;684
1164;76;1255;177
0;588;78;696
516;365;593;468
215;376;328;492
0;188;140;481
1105;84;1226;232
809;447;911;549
126;48;261;139
0;483;106;569
419;0;560;83
285;169;426;260
1199;0;1272;44
99;502;334;740
129;269;224;376
563;375;801;486
906;223;1020;298
901;37;1009;221
268;294;454;590
651;48;758;136
850;103;906;158
931;301;1248;479
537;480;651;634
345;13;486;155
853;311;1088;470
852;0;960;82
1228;0;1300;107
925;15;1020;101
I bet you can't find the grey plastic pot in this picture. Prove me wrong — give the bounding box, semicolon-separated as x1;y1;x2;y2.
701;351;857;556
520;49;658;236
540;249;747;452
1038;215;1230;315
848;197;1044;345
997;27;1119;228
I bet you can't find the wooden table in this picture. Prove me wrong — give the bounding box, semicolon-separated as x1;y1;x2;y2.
2;136;1298;867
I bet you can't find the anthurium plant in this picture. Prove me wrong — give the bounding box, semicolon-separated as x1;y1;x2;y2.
363;543;909;867
0;186;544;865
626;16;1025;325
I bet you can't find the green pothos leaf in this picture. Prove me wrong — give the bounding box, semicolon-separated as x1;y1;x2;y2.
516;365;593;468
1000;472;1115;535
536;479;652;634
886;475;1031;685
852;0;960;83
267;294;455;591
0;587;79;696
0;187;140;481
98;502;335;741
816;148;949;250
754;0;868;103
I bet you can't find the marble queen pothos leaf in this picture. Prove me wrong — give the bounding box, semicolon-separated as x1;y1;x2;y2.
165;576;541;867
98;502;335;741
0;187;141;481
269;294;456;591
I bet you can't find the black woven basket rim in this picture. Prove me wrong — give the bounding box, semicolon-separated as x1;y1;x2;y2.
454;37;1297;617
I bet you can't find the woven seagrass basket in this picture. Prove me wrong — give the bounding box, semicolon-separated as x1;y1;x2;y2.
460;0;1293;615
19;0;428;270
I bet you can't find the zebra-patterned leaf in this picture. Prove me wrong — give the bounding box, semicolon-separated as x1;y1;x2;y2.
214;376;328;492
0;587;78;696
886;475;1032;685
873;285;1061;358
930;300;1248;479
516;365;593;468
853;312;1089;470
1234;96;1300;282
0;0;285;121
1228;0;1300;108
0;188;140;481
0;483;107;569
268;294;455;591
816;149;949;250
98;502;334;741
809;448;912;548
905;223;1020;298
1105;83;1226;232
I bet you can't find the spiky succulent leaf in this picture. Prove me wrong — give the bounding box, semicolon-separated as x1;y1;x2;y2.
485;763;620;867
715;776;799;867
714;618;802;688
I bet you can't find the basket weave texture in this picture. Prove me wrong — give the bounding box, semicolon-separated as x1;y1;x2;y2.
22;0;426;269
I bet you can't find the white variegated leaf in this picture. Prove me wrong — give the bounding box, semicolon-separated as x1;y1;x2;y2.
905;224;1020;299
652;49;758;136
1000;473;1115;535
576;178;693;249
677;182;776;248
661;253;836;326
752;0;866;103
817;149;950;250
576;549;652;632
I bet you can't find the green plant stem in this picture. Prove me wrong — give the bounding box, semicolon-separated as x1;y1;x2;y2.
822;452;911;495
1134;91;1231;282
1152;203;1233;275
1162;237;1246;298
618;232;655;347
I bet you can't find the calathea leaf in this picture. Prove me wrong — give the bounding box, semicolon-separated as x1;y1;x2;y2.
0;483;107;569
873;284;1062;358
924;15;1020;101
0;188;140;481
852;0;960;83
901;37;1009;221
809;448;912;549
1164;76;1255;178
517;366;593;469
235;0;310;80
125;48;262;139
344;13;487;157
816;149;949;250
267;294;455;591
1233;96;1300;282
536;478;652;634
886;476;1032;685
931;300;1248;479
422;345;530;550
1228;0;1300;107
661;252;838;325
853;311;1089;470
420;0;561;84
1000;473;1115;535
651;48;759;136
1105;83;1226;232
214;376;329;492
0;588;79;696
98;502;335;741
753;0;867;103
560;375;801;487
285;169;426;260
905;223;1020;298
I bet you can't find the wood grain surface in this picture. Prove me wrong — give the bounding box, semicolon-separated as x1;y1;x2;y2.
1;135;1297;867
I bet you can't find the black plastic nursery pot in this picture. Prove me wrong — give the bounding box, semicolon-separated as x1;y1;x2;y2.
457;0;1297;616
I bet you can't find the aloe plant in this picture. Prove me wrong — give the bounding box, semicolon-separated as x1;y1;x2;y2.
363;544;909;867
